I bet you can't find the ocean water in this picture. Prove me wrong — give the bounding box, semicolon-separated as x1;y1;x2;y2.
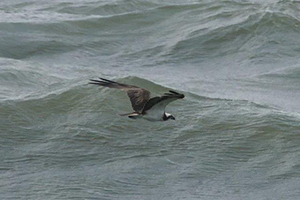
1;0;300;199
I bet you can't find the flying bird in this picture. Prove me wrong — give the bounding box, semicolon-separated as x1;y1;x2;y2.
89;78;185;121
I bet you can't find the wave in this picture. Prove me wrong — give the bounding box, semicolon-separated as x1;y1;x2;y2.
1;74;300;147
1;2;300;198
165;10;300;61
1;0;300;61
1;0;300;120
257;64;300;79
1;75;297;117
0;74;263;104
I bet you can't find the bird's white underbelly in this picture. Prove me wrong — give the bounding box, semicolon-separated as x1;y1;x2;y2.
143;108;164;121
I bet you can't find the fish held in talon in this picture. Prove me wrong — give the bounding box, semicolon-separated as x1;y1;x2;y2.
89;77;184;121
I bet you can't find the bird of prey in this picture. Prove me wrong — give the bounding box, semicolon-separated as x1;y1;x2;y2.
89;78;185;121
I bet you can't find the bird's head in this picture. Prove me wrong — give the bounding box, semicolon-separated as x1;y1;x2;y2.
164;112;176;121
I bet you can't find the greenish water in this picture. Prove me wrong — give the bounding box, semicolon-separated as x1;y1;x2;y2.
1;0;300;199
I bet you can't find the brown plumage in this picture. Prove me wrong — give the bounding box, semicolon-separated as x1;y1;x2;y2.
89;78;150;112
142;90;184;113
89;77;184;121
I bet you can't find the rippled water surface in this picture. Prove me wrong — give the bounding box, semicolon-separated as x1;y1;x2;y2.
1;0;300;199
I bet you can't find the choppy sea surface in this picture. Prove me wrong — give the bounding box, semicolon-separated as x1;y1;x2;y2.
1;0;300;199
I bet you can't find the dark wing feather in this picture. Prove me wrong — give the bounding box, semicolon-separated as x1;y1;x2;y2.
89;78;150;112
127;89;150;112
142;90;184;112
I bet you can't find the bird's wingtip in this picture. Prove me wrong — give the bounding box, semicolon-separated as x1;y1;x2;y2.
166;90;185;98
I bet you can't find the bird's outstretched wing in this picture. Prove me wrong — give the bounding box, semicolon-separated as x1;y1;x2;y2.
89;78;151;112
142;90;184;113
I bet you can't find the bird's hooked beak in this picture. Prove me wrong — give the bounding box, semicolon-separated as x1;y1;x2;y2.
170;116;176;120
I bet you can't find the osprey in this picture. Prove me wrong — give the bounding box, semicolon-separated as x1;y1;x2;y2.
89;78;185;121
